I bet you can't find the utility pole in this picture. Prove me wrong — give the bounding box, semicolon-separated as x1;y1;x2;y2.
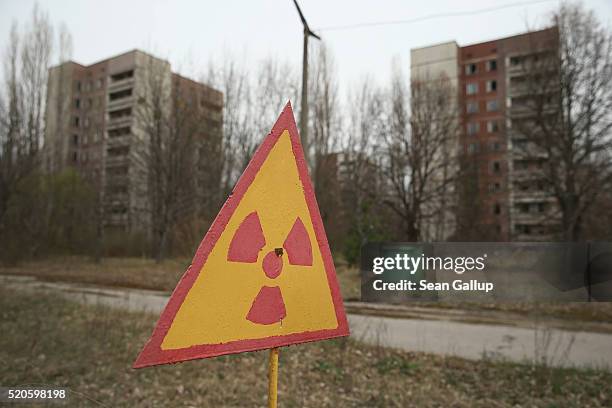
292;0;320;151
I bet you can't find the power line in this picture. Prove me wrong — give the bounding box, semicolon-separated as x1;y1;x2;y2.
315;0;558;32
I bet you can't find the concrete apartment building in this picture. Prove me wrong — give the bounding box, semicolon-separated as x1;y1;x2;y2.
410;42;460;241
44;50;223;235
410;28;559;241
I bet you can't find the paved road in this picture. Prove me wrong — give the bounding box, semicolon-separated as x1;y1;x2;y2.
2;275;611;370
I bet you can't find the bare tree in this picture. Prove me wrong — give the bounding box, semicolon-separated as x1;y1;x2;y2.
20;4;53;165
0;5;54;224
0;23;22;220
206;55;299;194
513;3;612;240
136;57;225;261
206;56;252;196
308;44;344;245
252;58;299;146
340;77;390;262
378;68;459;241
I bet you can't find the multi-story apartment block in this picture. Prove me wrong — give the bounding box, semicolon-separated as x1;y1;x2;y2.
411;42;460;241
411;27;559;241
44;50;223;235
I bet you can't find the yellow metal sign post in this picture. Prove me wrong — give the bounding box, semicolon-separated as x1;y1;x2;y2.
268;347;279;408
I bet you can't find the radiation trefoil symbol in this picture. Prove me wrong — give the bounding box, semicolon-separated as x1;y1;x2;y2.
227;211;312;325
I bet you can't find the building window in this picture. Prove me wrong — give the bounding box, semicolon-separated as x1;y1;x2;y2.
486;99;499;112
75;98;80;109
109;88;133;101
492;161;501;173
109;107;132;120
537;203;546;213
84;117;90;128
486;80;497;92
513;160;528;170
96;78;103;89
76;81;81;92
111;70;134;82
72;151;78;163
466;83;478;95
467;142;479;154
465;63;477;75
487;60;497;71
493;203;501;215
466;101;478;114
517;182;529;191
513;139;527;150
107;146;130;157
74;116;80;127
516;224;532;235
467;122;480;135
489;182;502;192
72;134;78;146
110;205;128;215
487;120;499;133
489;141;502;151
108;127;131;138
510;56;522;66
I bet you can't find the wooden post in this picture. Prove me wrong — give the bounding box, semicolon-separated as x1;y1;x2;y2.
268;347;279;408
300;26;309;150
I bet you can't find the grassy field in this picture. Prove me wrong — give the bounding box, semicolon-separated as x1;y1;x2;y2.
0;256;362;300
1;289;611;407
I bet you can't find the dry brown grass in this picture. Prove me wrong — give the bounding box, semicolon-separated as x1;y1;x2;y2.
0;256;361;298
0;256;188;291
428;300;612;324
1;289;611;407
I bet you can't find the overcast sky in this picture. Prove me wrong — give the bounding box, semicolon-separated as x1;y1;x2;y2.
1;0;611;95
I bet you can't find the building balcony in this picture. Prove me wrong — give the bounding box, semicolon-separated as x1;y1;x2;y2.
513;232;553;242
511;148;549;160
511;169;546;181
512;211;551;223
508;85;530;97
107;77;135;92
107;96;134;111
107;116;132;127
104;192;129;205
512;190;553;201
105;213;129;225
105;172;129;184
106;154;129;166
106;135;130;148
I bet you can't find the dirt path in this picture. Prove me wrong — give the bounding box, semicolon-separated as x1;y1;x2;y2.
3;275;611;370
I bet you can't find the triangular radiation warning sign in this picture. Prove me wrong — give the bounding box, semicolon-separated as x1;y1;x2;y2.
134;102;349;368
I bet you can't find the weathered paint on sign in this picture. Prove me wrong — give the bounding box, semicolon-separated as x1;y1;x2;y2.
133;102;349;368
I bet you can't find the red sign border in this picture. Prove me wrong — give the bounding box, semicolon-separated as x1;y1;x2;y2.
133;102;350;368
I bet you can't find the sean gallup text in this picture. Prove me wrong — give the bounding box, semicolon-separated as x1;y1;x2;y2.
372;279;494;293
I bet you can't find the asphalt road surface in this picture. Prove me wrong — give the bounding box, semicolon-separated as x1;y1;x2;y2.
2;275;611;369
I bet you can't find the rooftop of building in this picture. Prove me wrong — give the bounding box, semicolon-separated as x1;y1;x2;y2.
411;26;557;52
50;49;164;70
49;49;221;97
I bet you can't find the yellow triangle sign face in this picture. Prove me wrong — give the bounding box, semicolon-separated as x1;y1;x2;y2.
134;103;349;368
